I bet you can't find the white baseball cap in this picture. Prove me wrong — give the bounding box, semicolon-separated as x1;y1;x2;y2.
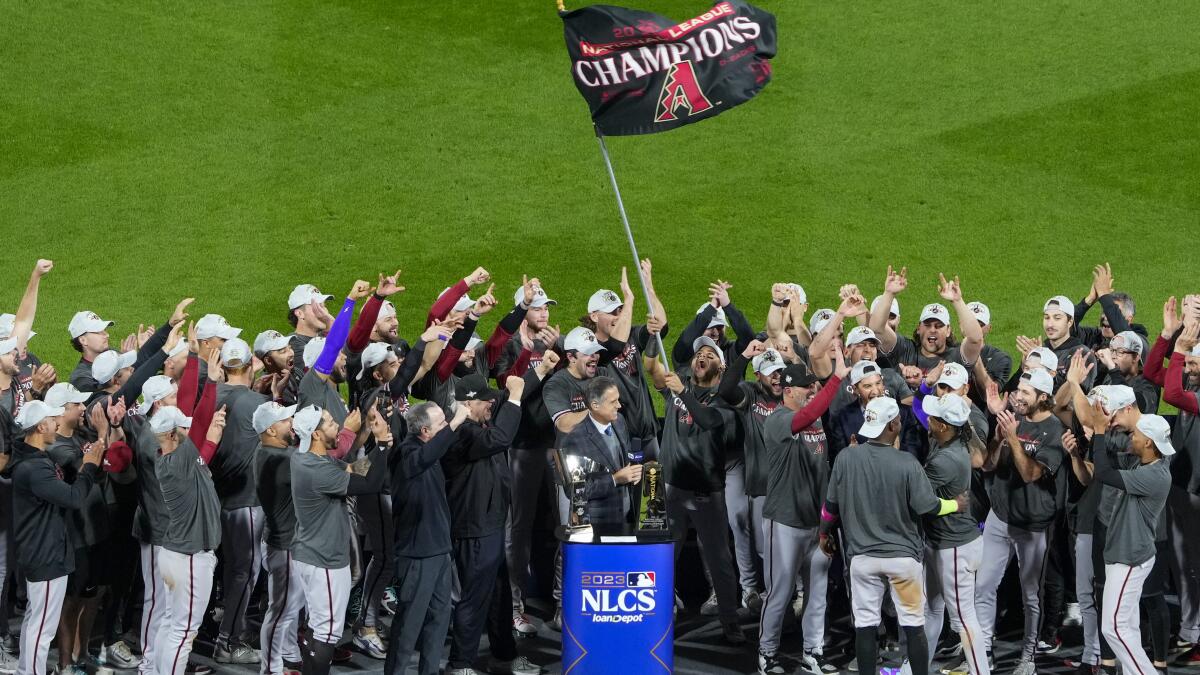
1110;331;1147;360
1043;296;1074;317
937;362;969;391
871;295;900;318
695;304;728;329
809;308;835;335
253;401;298;435
920;303;950;325
858;396;900;438
149;406;192;435
0;314;34;341
691;336;726;365
44;383;89;409
465;333;483;352
1027;347;1059;373
195;314;241;341
1136;414;1175;456
845;326;879;348
787;283;807;305
439;287;474;314
92;350;137;385
564;327;605;356
68;311;113;339
136;375;177;415
358;342;396;380
850;360;882;386
166;340;188;359
922;393;971;427
1020;369;1055;395
587;289;623;314
514;285;556;309
1088;384;1136;414
253;330;291;357
293;405;323;453
14;400;65;430
220;338;253;368
288;284;332;310
303;337;325;368
752;349;785;376
379;300;397;320
967;301;991;326
0;337;17;357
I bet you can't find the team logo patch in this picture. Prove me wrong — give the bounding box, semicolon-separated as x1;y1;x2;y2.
655;60;714;122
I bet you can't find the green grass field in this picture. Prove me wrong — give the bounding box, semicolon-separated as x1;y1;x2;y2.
2;1;1196;371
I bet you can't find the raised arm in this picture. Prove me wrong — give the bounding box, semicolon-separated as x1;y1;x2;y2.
940;274;983;365
869;265;907;354
10;259;53;350
718;345;756;408
427;267;488;327
1166;325;1200;415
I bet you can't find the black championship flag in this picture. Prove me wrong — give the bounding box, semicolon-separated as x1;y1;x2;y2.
562;0;776;136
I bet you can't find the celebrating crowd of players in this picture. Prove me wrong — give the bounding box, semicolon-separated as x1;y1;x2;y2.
0;258;1196;675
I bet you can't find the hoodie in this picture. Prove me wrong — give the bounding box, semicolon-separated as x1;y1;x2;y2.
10;440;97;581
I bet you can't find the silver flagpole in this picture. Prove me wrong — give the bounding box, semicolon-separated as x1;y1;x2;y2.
594;128;671;373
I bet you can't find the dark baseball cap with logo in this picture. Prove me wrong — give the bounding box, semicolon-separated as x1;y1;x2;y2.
780;363;818;388
454;374;501;402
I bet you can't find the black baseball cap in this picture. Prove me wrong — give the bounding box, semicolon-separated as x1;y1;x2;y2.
780;363;818;388
454;374;501;402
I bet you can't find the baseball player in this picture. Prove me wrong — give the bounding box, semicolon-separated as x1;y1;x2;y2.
820;396;968;675
252;401;301;675
977;369;1068;675
757;358;846;675
919;394;989;675
645;334;744;644
1090;410;1173;675
291;404;389;675
10;399;107;675
210;337;269;665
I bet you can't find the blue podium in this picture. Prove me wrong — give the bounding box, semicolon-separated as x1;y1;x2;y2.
558;525;675;674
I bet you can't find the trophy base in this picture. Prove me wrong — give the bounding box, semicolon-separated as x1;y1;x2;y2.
565;524;594;543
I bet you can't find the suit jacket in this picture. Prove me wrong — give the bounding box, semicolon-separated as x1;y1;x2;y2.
562;414;636;526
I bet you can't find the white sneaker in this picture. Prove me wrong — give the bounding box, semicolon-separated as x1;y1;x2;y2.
487;656;541;675
0;650;16;675
1064;602;1082;626
512;610;538;637
100;640;141;669
352;630;386;660
446;668;480;675
700;590;720;616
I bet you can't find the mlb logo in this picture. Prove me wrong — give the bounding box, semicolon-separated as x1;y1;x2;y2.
627;572;655;588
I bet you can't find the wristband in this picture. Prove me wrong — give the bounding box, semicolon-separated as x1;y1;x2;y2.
937;498;959;516
772;300;788;307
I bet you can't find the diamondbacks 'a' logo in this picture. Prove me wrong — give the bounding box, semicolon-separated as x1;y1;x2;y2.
655;60;713;123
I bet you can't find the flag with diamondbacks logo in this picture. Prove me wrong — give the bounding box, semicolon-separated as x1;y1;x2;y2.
562;0;776;136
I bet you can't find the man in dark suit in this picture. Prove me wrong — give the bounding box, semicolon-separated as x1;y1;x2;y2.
561;376;644;526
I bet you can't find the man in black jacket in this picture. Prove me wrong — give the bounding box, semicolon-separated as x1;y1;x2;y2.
442;374;539;675
386;401;467;675
10;399;106;675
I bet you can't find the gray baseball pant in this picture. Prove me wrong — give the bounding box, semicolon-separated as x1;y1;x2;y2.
757;519;829;656
975;511;1049;660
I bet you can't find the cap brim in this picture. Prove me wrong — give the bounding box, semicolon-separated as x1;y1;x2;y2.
531;298;557;308
858;420;886;438
757;363;786;376
590;301;622;314
784;376;817;388
576;344;605;356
